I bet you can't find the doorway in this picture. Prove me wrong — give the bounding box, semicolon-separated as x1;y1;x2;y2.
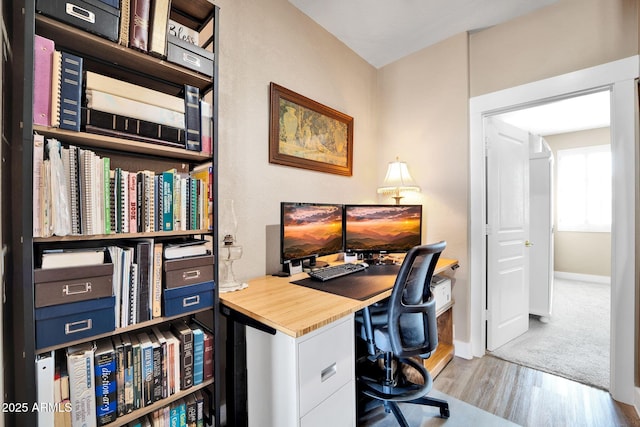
468;56;638;404
486;91;612;389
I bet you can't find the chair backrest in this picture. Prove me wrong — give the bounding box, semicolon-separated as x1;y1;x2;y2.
387;241;446;358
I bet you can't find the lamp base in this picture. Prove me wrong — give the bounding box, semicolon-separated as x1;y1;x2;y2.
219;280;248;293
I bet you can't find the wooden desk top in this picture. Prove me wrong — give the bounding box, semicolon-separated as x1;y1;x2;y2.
219;258;459;338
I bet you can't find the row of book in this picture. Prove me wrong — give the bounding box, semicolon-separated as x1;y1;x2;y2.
107;238;211;328
33;136;213;238
33;35;211;153
124;392;208;427
36;320;213;426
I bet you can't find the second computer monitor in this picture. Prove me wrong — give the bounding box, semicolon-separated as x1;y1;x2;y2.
344;204;422;257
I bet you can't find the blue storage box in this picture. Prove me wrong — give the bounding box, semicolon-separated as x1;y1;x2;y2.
35;296;115;349
163;281;215;317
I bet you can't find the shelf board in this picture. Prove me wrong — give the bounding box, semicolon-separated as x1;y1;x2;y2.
33;125;211;162
111;378;215;427
33;229;212;243
424;342;454;378
35;14;213;94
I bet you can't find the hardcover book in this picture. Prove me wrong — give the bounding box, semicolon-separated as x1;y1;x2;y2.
148;0;171;57
67;343;97;427
94;338;117;425
170;321;193;390
129;0;151;51
190;326;204;386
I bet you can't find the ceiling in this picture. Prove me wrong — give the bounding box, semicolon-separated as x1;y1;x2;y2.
289;0;608;136
496;91;611;136
289;0;559;68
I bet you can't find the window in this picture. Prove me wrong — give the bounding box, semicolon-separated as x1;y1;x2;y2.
557;144;611;232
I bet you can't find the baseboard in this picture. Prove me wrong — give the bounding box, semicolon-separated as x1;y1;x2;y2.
554;271;611;285
453;340;474;360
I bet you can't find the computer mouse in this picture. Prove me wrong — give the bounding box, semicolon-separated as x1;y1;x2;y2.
361;262;369;268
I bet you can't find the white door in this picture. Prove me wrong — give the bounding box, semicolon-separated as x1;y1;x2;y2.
486;117;531;351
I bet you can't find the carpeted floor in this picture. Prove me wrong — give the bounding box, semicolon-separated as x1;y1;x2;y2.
489;277;610;390
359;389;521;427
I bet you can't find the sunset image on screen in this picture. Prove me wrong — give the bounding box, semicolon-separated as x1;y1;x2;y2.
282;204;343;260
345;205;421;252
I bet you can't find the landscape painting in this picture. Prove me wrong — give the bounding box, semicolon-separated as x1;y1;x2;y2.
269;82;354;176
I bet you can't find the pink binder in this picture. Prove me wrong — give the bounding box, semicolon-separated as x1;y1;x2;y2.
33;35;54;126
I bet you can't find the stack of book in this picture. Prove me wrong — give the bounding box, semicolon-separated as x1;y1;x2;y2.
32;138;211;238
32;35;213;154
36;322;213;426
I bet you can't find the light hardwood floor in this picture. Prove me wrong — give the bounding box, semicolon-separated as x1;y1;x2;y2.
433;355;640;427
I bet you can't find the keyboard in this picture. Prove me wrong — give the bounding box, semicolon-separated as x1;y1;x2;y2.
307;263;367;282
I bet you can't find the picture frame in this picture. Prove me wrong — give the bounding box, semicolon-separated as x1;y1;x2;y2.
269;82;354;176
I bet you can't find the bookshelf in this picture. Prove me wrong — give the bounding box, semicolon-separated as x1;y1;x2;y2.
5;1;220;425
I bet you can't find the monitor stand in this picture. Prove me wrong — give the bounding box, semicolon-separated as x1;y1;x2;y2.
303;258;328;269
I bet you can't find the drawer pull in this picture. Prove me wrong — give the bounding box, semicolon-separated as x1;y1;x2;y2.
63;282;92;295
183;295;200;307
321;363;337;382
182;269;201;281
66;3;95;23
65;319;92;335
182;52;201;68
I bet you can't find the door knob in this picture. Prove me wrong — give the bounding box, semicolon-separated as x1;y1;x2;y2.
525;240;534;247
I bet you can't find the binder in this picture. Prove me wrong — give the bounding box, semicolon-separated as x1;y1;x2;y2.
36;352;55;426
33;35;55;126
59;51;83;131
184;85;201;151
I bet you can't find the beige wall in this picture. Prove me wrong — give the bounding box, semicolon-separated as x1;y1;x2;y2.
377;33;470;341
214;0;636;351
214;0;378;280
469;0;639;96
545;127;612;277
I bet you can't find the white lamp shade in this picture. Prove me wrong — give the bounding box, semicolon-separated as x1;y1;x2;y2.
377;160;421;194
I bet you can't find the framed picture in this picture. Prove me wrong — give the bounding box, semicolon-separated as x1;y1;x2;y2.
269;82;353;176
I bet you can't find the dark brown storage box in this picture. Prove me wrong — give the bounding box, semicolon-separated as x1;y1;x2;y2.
34;263;113;308
166;35;214;77
163;254;214;289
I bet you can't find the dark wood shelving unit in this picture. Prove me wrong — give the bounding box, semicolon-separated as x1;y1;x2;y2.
5;1;221;425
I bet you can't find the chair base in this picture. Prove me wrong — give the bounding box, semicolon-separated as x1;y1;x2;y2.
359;395;450;427
357;353;450;426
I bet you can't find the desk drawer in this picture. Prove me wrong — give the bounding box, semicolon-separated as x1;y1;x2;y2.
298;315;354;417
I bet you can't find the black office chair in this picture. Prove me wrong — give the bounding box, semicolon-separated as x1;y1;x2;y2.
356;241;449;426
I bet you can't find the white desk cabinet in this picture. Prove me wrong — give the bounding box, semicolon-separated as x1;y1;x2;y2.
246;314;356;427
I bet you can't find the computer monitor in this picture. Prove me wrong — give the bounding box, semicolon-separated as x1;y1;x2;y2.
280;202;344;270
344;204;422;259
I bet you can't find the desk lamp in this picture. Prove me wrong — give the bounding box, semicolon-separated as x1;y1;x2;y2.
377;157;421;204
219;199;248;292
